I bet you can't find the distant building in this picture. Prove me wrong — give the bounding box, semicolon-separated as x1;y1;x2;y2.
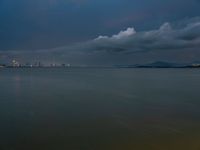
12;60;20;67
0;64;6;68
61;64;66;67
192;64;200;67
38;62;43;67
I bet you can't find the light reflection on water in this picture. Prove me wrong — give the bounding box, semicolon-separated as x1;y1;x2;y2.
0;68;200;150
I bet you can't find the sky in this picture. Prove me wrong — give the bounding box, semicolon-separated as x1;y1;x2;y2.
0;0;200;65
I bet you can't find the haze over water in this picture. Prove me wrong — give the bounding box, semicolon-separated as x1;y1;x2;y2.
0;68;200;150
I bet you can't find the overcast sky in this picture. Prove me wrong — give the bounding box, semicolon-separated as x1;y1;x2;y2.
0;0;200;65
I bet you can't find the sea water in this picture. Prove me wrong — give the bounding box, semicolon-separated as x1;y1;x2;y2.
0;68;200;150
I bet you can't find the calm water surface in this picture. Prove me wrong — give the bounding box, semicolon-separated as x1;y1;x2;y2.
0;68;200;150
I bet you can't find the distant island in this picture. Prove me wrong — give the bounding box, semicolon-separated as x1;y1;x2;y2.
115;61;200;68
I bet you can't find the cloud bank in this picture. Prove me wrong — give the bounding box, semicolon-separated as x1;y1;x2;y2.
1;17;200;65
90;18;200;54
96;27;136;40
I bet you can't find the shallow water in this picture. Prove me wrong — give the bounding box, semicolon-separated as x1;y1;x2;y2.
0;68;200;150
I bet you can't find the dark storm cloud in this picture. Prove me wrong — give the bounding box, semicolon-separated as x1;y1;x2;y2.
52;17;200;54
0;0;200;50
